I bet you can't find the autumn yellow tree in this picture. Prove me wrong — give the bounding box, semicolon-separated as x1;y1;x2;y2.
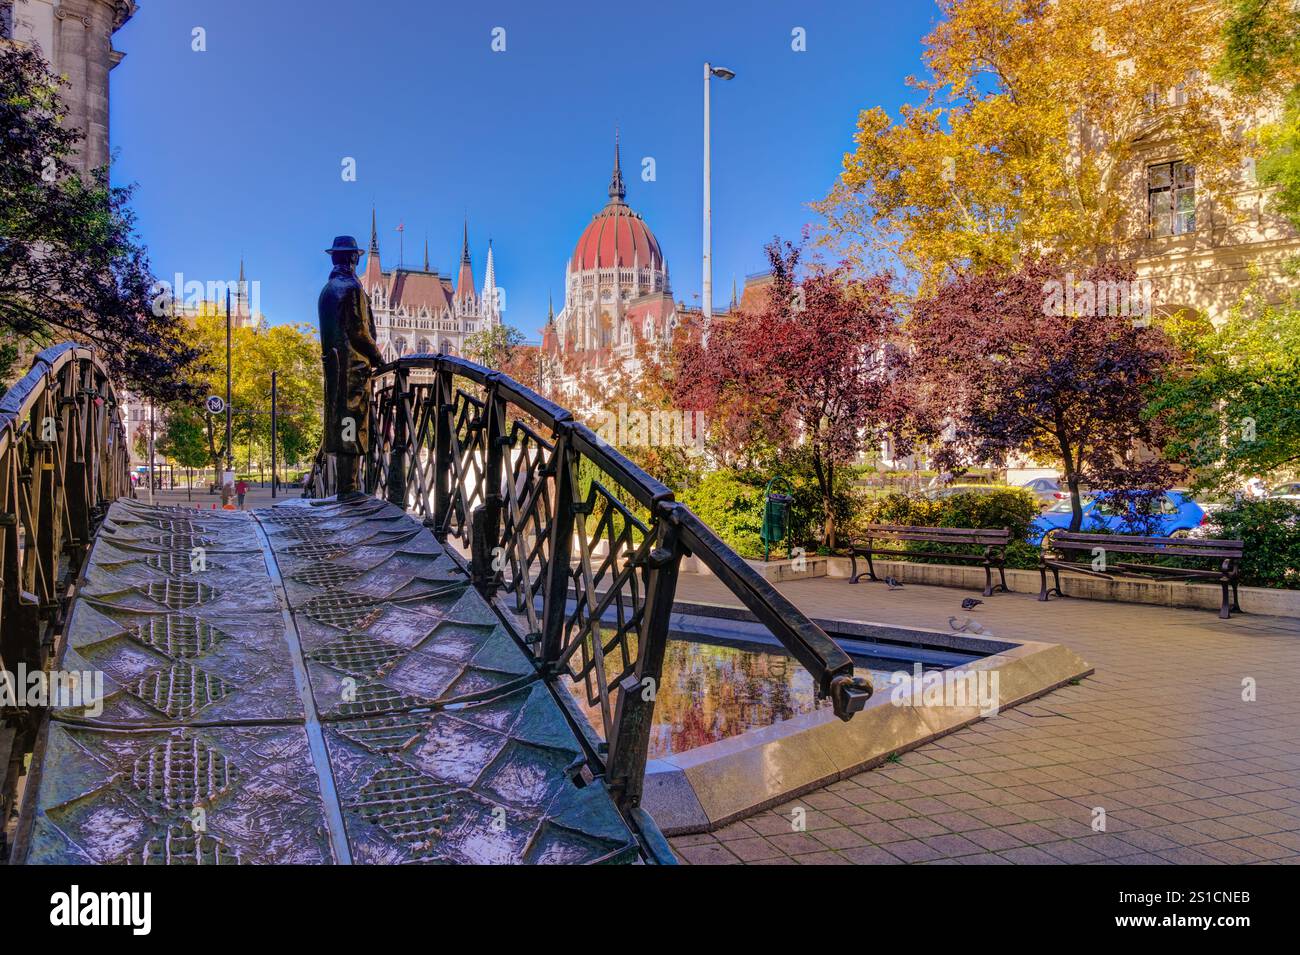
157;305;323;485
818;0;1261;289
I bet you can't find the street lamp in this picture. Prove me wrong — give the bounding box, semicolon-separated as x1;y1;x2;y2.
703;61;735;326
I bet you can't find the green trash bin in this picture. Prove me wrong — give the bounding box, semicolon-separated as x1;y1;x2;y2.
760;477;795;561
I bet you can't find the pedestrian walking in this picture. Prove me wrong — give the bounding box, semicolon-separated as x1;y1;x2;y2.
236;478;249;509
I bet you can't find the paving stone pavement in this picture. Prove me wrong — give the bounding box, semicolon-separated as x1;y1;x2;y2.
666;573;1300;865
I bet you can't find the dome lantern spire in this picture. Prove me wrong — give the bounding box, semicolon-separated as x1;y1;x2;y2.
608;127;626;203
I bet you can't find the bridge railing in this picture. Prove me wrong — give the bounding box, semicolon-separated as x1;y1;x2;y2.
307;353;872;812
0;343;131;848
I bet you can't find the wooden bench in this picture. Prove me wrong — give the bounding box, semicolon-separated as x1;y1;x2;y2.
849;525;1012;596
1038;531;1245;618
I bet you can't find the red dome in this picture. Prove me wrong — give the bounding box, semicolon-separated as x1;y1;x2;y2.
571;202;663;272
571;135;664;272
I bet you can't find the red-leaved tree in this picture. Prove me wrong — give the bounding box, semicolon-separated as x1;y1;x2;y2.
908;259;1178;531
674;239;907;549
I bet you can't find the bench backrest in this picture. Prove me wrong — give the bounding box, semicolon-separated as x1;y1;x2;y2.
1048;531;1243;559
859;524;1011;546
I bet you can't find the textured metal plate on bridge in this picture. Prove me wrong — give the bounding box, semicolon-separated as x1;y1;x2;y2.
20;498;639;865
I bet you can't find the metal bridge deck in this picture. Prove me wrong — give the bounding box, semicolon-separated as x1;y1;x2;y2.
16;497;639;864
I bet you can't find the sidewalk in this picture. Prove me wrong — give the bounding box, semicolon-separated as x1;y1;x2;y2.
667;573;1300;864
136;484;299;510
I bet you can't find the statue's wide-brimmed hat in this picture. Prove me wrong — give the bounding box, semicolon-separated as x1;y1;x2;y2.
325;235;365;254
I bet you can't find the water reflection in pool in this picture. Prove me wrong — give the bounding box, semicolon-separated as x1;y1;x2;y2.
572;638;897;759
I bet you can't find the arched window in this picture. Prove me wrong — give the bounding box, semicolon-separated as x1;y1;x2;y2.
393;336;407;356
417;337;431;354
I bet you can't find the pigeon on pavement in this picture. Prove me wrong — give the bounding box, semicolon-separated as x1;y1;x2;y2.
884;576;903;590
961;598;984;610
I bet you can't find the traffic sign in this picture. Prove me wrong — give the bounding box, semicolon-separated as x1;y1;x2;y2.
205;395;225;415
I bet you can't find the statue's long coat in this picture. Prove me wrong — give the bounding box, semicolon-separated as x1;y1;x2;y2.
318;263;384;455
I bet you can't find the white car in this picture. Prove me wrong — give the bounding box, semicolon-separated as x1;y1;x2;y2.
1269;482;1300;501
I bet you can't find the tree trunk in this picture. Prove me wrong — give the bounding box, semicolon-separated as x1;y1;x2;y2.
1053;410;1084;533
1066;472;1084;532
812;451;836;552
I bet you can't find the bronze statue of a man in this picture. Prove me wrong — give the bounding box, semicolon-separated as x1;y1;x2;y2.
319;235;385;498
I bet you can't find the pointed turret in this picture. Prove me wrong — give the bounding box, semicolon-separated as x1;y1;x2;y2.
361;207;383;287
455;218;475;303
481;239;497;317
542;291;559;353
608;128;626;203
423;235;430;272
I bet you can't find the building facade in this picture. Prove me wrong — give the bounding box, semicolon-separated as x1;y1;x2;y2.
549;136;679;363
1;0;136;177
1115;92;1300;324
540;137;775;405
360;212;501;361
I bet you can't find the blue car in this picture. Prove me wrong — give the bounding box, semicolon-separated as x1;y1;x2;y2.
1028;490;1206;545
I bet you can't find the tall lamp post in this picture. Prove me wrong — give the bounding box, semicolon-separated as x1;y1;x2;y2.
224;287;233;504
703;61;735;326
147;399;155;504
270;370;278;499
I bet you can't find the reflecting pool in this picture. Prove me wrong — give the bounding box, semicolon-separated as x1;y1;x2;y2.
572;637;901;759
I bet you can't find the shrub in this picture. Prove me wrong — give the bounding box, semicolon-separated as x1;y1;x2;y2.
859;489;1039;538
1206;499;1300;589
680;471;767;559
857;489;1041;568
678;463;864;559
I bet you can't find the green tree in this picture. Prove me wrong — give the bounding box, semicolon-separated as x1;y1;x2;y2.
0;45;199;395
157;406;211;472
1149;285;1300;492
154;309;322;484
1218;0;1300;227
1151;6;1300;494
463;324;525;370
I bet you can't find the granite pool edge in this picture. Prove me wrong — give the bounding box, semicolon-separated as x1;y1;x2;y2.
641;629;1093;836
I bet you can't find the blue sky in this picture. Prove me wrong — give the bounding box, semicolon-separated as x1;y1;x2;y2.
110;0;938;338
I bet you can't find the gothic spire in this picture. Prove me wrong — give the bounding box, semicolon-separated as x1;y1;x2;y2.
369;205;379;255
608;127;626;203
455;218;475;303
482;239;497;315
423;234;430;272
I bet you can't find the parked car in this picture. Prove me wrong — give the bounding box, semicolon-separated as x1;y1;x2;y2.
1019;477;1096;508
924;483;1017;500
1269;482;1300;501
1184;491;1232;538
1028;490;1206;545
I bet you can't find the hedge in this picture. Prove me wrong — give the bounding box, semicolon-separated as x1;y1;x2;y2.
678;473;1300;590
